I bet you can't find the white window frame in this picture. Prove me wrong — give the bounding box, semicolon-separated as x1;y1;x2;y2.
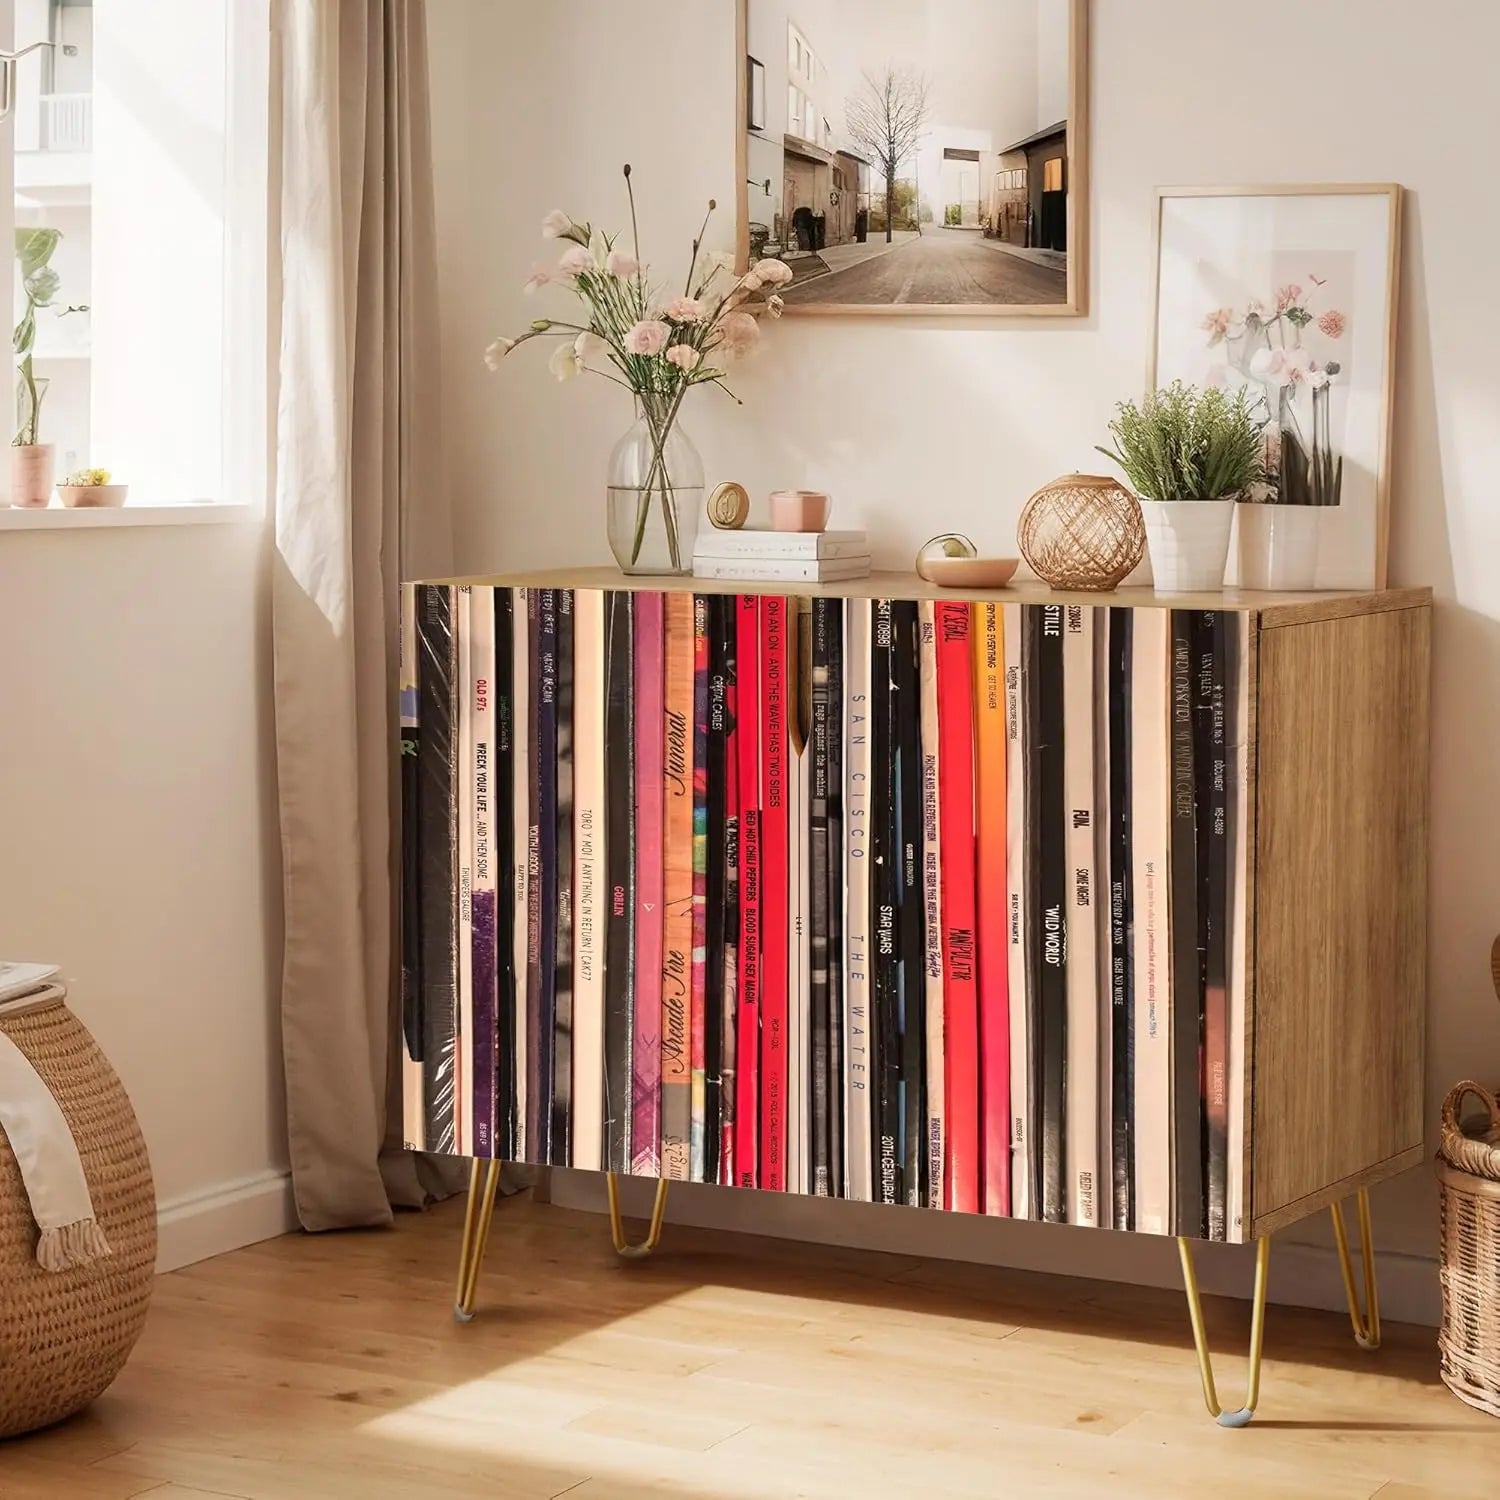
0;0;268;531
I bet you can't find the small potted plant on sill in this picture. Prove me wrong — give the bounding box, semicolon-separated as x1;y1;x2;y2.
11;227;87;508
57;467;127;508
1097;381;1264;592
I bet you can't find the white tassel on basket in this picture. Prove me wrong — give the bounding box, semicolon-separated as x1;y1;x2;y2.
0;992;113;1272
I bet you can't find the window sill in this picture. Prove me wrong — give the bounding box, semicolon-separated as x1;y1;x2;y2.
0;503;261;531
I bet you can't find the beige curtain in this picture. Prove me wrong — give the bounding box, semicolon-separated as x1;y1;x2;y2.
271;0;460;1229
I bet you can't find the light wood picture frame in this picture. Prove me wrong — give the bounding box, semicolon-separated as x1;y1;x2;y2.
1148;184;1402;589
735;0;1089;318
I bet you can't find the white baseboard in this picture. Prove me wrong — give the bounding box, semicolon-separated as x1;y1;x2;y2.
155;1168;298;1272
551;1169;1441;1327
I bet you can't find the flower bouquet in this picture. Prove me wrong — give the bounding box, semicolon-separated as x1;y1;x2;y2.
486;167;792;573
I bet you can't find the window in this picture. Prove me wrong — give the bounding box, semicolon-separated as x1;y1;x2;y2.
788;23;815;86
787;84;815;143
746;55;765;131
4;0;267;509
1043;156;1065;193
822;116;832;148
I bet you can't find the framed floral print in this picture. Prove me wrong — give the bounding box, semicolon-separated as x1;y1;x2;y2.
1150;185;1402;589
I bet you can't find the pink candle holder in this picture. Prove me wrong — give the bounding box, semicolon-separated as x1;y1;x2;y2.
769;489;830;532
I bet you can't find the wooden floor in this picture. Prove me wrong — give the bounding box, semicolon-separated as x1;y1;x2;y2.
6;1191;1499;1499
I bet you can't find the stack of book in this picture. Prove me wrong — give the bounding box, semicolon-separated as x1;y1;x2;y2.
693;529;870;583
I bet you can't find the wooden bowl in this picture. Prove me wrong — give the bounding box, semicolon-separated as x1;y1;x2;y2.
915;555;1020;589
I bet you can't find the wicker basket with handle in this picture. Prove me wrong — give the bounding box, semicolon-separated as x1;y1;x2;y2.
1436;937;1500;1418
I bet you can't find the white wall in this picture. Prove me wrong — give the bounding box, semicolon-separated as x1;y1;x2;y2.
1035;0;1069;128
0;520;289;1269
429;0;1499;1317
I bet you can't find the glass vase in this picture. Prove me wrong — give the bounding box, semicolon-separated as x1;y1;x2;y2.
605;411;703;576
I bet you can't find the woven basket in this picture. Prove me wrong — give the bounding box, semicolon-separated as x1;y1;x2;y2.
1437;1080;1500;1419
0;993;156;1438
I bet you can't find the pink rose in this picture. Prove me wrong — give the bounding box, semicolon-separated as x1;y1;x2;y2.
624;319;671;356
666;345;701;372
557;244;594;276
1276;283;1303;311
605;249;640;277
523;266;553;294
717;311;760;358
1317;309;1346;339
664;295;707;323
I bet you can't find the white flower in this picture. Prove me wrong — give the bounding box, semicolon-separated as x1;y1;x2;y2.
483;337;515;370
557;244;594;276
574;331;608;362
605;249;640;277
766;294;785;319
548;342;583;381
541;210;573;239
752;257;795;286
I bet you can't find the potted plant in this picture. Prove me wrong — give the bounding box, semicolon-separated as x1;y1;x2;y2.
57;467;127;509
484;167;788;575
1097;381;1263;592
11;227;85;508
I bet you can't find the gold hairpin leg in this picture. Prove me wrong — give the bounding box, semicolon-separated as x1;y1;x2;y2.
453;1157;502;1322
1178;1234;1271;1428
606;1171;670;1259
1330;1187;1381;1351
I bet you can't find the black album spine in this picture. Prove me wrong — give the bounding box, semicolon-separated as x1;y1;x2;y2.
1197;611;1232;1241
551;590;574;1164
493;589;517;1160
1032;604;1067;1224
703;595;729;1185
893;600;926;1207
824;602;845;1198
1168;610;1204;1239
809;598;833;1195
603;592;635;1172
416;584;459;1154
871;600;901;1205
1107;608;1133;1230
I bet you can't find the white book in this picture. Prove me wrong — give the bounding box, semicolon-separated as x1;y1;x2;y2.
1063;606;1099;1228
470;587;497;1159
511;587;530;1161
1226;620;1251;1240
1092;616;1114;1231
843;596;874;1202
918;602;946;1209
787;720;808;1194
399;586;424;1153
694;557;871;583
694;529;869;560
1003;602;1031;1219
571;589;606;1172
456;585;475;1157
1131;608;1172;1236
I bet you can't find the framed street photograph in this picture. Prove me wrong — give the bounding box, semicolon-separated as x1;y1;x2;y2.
735;0;1089;317
1150;185;1402;588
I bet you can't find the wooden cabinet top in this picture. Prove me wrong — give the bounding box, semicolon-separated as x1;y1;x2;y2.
414;569;1432;628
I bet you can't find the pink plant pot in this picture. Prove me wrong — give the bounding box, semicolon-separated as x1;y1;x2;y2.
10;444;55;508
769;489;830;532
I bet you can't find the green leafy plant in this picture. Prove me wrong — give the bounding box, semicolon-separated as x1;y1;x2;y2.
13;227;86;448
1097;380;1265;502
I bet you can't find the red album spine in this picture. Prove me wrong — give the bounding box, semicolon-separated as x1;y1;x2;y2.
758;596;789;1190
735;595;762;1189
936;601;980;1213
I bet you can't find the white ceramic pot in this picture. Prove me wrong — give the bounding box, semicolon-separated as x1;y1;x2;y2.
1236;502;1320;590
1140;498;1235;592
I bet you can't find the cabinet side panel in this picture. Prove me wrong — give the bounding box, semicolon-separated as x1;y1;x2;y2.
1251;607;1429;1229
